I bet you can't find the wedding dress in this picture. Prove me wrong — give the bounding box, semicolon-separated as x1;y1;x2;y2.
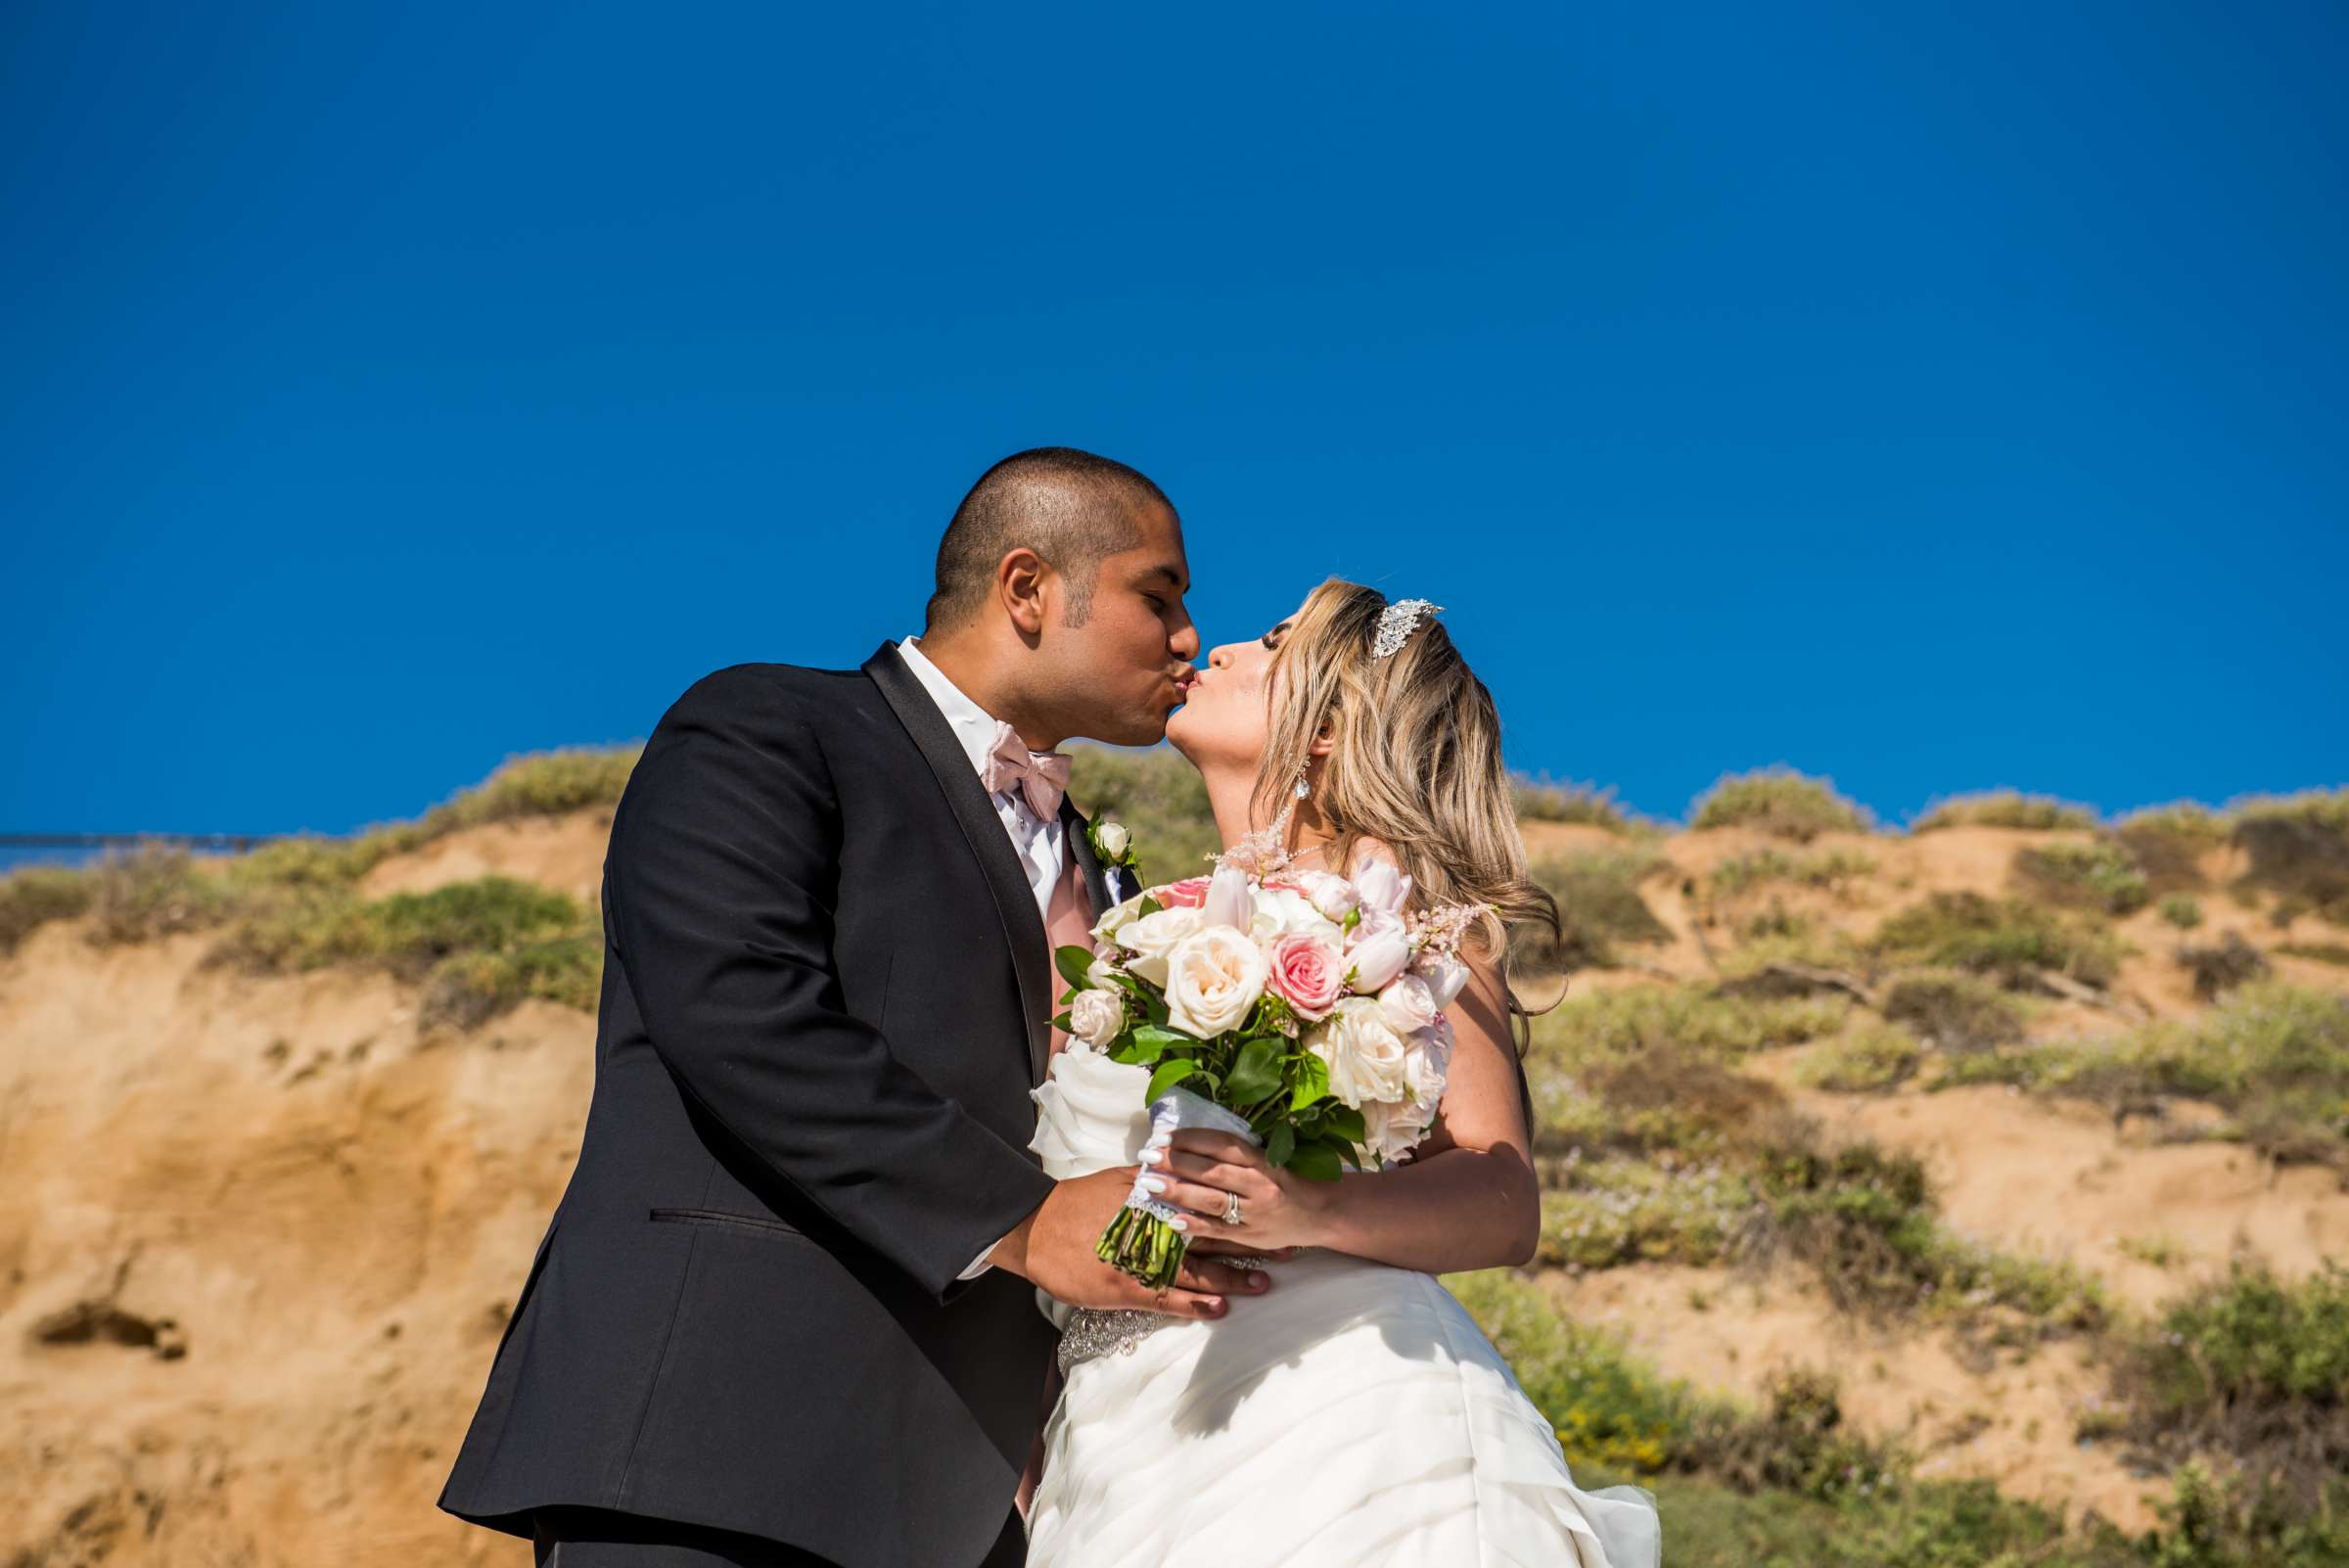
1023;1046;1663;1568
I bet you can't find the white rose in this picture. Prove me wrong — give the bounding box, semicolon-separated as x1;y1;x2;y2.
1403;1020;1452;1108
1308;996;1410;1108
1068;988;1126;1048
1163;927;1268;1039
1414;952;1471;1009
1114;906;1204;986
1375;973;1439;1035
1295;869;1359;923
1249;886;1344;945
1345;920;1411;993
1363;1094;1436;1166
1094;819;1129;859
1086;955;1125;992
1090;892;1146;945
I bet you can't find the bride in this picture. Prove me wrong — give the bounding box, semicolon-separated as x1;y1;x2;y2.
1022;583;1663;1567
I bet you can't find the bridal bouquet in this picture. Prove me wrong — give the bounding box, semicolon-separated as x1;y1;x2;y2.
1047;847;1485;1288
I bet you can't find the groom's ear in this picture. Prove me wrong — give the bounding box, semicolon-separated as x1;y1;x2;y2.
995;547;1055;639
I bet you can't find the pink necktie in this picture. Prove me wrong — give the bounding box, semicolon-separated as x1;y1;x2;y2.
980;720;1072;820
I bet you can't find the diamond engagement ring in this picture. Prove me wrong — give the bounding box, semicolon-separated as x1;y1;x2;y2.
1223;1191;1244;1226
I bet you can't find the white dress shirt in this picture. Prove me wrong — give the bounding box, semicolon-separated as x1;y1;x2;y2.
898;636;1068;922
898;636;1069;1281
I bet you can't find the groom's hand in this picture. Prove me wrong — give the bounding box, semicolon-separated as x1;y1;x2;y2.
990;1168;1272;1317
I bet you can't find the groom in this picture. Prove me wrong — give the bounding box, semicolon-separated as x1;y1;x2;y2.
438;448;1271;1567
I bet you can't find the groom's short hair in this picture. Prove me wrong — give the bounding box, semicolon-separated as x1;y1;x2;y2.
925;447;1175;631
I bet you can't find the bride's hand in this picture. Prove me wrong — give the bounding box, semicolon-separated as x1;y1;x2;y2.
1146;1130;1331;1254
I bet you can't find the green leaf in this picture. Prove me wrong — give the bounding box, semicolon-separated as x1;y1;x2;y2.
1321;1103;1366;1144
1146;1058;1199;1102
1285;1140;1342;1181
1224;1037;1283;1104
1142;989;1171;1027
1266;1122;1297;1169
1055;945;1097;991
1289;1051;1331;1110
1137;896;1163;918
1050;1012;1074;1033
1318;1132;1362;1170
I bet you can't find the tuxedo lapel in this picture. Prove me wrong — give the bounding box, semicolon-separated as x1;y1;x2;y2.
1060;799;1119;920
863;642;1053;1084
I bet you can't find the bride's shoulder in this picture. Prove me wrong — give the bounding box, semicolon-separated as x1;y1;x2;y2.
1340;835;1405;881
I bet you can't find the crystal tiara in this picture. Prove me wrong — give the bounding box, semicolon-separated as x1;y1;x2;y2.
1371;597;1444;660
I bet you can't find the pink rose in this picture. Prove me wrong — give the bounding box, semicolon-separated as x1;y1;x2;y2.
1266;932;1345;1021
1151;877;1212;909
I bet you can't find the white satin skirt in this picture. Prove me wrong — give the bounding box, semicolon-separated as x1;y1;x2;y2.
1025;1249;1663;1568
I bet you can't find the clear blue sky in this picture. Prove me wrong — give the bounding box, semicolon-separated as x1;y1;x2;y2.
4;1;2343;848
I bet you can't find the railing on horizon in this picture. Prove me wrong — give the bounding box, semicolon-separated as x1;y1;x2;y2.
0;832;290;873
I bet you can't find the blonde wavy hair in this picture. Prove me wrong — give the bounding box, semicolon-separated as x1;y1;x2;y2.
1258;580;1561;1044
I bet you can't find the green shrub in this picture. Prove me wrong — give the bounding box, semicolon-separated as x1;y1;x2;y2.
420;746;642;833
1707;847;1877;899
2119;805;2229;897
1510;774;1632;831
1736;1136;2107;1330
0;865;93;955
1533;983;1851;1072
2230;789;2349;925
2175;933;2269;1001
2159;894;2205;931
89;848;231;944
214;875;604;1031
1064;744;1222;888
421;930;606;1029
1911;791;2100;833
1537;1154;1752;1269
2100;1261;2349;1518
2131;1457;2349;1568
1714;924;1877;986
1796;1021;1926;1092
1880;969;2026;1053
1872;892;2124;989
1932;980;2349;1172
1518;849;1674;974
1690;767;1874;842
2013;839;2152;915
2277;942;2349;966
1559;1040;1802;1162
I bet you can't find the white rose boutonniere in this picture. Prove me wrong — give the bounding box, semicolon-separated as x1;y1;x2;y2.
1086;815;1137;872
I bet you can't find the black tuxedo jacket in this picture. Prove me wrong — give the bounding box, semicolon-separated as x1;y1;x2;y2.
438;643;1138;1568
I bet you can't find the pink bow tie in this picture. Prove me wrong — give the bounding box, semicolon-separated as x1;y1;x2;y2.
981;720;1072;820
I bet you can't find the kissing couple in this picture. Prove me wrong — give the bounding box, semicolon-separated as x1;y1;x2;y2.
438;447;1663;1567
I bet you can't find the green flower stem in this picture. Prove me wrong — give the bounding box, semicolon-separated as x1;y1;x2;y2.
1096;1204;1188;1289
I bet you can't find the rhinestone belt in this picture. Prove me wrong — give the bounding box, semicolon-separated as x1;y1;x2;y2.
1055;1308;1175;1373
1053;1257;1271;1374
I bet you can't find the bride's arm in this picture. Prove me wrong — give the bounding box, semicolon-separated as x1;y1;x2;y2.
1148;946;1543;1275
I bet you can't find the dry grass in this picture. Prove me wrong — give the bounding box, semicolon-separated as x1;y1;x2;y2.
1912;791;2099;833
